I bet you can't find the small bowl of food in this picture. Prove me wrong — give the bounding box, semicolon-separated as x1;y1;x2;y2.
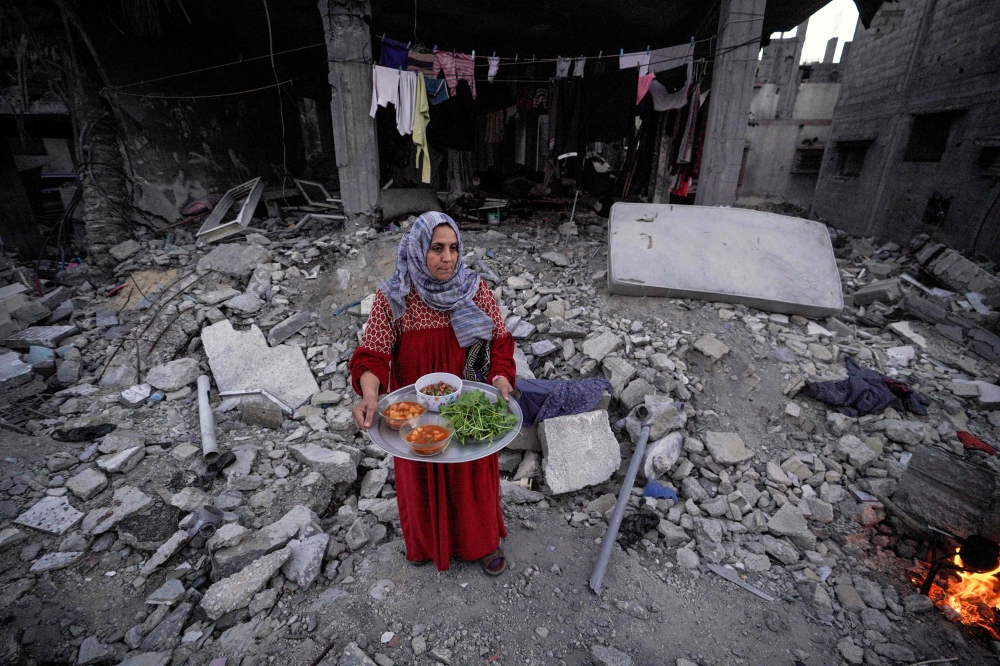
377;393;426;430
414;372;463;412
399;414;455;457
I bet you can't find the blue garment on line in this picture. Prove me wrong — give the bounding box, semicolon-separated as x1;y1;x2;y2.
515;377;612;427
378;37;409;70
425;78;450;105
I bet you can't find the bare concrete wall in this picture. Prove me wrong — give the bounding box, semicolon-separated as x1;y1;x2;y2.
739;120;831;209
811;0;1000;259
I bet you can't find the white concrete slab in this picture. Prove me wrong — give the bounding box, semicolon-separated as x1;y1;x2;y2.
607;203;843;317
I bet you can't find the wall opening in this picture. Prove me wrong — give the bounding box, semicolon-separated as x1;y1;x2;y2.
835;140;872;177
792;146;825;174
904;111;964;163
921;192;952;227
978;146;1000;177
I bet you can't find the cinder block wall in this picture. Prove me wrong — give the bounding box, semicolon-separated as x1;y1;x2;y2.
811;0;1000;260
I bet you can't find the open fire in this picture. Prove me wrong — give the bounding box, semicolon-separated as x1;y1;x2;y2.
915;548;1000;640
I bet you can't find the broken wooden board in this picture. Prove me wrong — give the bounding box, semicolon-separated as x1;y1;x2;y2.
607;203;843;317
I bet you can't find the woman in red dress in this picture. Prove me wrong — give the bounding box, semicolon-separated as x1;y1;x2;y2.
349;212;515;575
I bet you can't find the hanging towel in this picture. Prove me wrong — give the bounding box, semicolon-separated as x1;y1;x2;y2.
425;77;450;105
412;73;432;184
370;65;401;118
676;83;700;163
556;56;572;79
573;57;586;77
487;55;500;82
433;52;476;99
397;70;418;135
379;37;409;70
619;51;651;76
407;51;435;73
647;42;694;74
636;73;655;105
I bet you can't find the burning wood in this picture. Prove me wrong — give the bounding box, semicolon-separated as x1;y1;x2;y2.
915;548;1000;639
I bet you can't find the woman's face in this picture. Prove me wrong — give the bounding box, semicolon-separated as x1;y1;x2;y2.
426;224;459;282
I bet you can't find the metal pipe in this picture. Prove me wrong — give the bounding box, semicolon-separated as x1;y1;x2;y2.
590;405;651;595
197;375;219;463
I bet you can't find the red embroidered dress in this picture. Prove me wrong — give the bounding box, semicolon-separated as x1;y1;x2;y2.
349;283;515;570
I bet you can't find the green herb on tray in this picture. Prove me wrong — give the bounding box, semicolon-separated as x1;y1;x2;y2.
440;390;518;444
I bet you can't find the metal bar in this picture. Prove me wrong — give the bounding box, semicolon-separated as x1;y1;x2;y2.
590;406;650;595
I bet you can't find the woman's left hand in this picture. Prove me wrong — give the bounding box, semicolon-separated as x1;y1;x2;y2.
492;376;514;400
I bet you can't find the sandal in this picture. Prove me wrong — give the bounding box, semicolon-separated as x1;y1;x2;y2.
480;548;506;576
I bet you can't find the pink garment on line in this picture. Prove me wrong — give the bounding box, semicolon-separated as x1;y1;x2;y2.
433;52;476;99
636;74;655;105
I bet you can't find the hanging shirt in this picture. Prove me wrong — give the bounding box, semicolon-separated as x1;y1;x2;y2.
425;78;450;105
573;57;586;77
649;79;689;111
619;51;651;76
412;73;432;184
369;65;400;118
407;51;435;73
397;70;418;135
433;52;476;99
556;56;572;79
378;37;409;70
487;56;500;82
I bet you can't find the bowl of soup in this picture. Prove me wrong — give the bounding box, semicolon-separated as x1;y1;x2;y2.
399;414;455;456
377;393;426;430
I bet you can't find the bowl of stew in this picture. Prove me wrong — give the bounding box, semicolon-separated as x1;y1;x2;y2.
414;372;463;412
377;393;426;430
399;414;455;456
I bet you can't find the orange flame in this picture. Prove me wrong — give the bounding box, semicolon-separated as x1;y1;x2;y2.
923;548;1000;639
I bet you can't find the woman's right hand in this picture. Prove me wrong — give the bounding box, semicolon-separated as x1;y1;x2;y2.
353;394;379;430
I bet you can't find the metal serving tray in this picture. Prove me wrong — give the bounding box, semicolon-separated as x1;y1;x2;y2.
365;381;523;463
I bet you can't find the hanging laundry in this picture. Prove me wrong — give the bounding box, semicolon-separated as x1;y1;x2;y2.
428;80;476;151
676;83;700;163
636;73;655;105
647;41;694;74
486;110;505;143
369;65;401;118
412;73;432;184
619;50;651;76
407;50;435;73
378;36;409;70
487;55;500;82
556;56;572;79
424;78;450;105
433;51;476;99
397;70;418;135
573;57;586;77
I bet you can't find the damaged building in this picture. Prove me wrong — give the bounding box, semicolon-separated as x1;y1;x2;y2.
3;0;1000;665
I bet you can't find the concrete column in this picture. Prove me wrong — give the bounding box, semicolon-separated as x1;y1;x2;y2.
823;37;839;63
775;18;808;120
697;0;768;207
319;0;380;220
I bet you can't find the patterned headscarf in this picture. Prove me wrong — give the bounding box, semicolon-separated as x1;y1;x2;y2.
379;211;494;348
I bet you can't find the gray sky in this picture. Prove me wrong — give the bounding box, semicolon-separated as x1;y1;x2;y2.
769;0;860;63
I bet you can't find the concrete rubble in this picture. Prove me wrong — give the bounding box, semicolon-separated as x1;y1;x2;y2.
0;215;998;666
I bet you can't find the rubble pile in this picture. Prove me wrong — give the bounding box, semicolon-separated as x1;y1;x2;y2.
1;214;1000;665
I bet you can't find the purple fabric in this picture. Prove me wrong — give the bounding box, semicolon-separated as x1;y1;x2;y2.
803;357;930;417
379;211;493;348
379;37;409;70
515;377;612;426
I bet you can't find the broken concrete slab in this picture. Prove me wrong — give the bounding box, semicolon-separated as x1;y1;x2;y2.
81;485;153;535
0;352;33;389
289;443;357;484
693;334;730;361
146;579;186;606
0;528;27;552
282;533;329;590
766;502;817;550
15;496;84;535
607;203;843;317
847;279;902;306
201;320;319;411
201;546;291;619
65;468;108;501
582;332;621;362
144;358;201;392
267;312;311;346
30;551;84;573
704;432;754;465
837;435;877;470
4;324;78;349
110;239;142;262
548;318;588;339
222;292;263;314
138;530;190;578
539;410;619;494
96;446;145;474
196;243;270;278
